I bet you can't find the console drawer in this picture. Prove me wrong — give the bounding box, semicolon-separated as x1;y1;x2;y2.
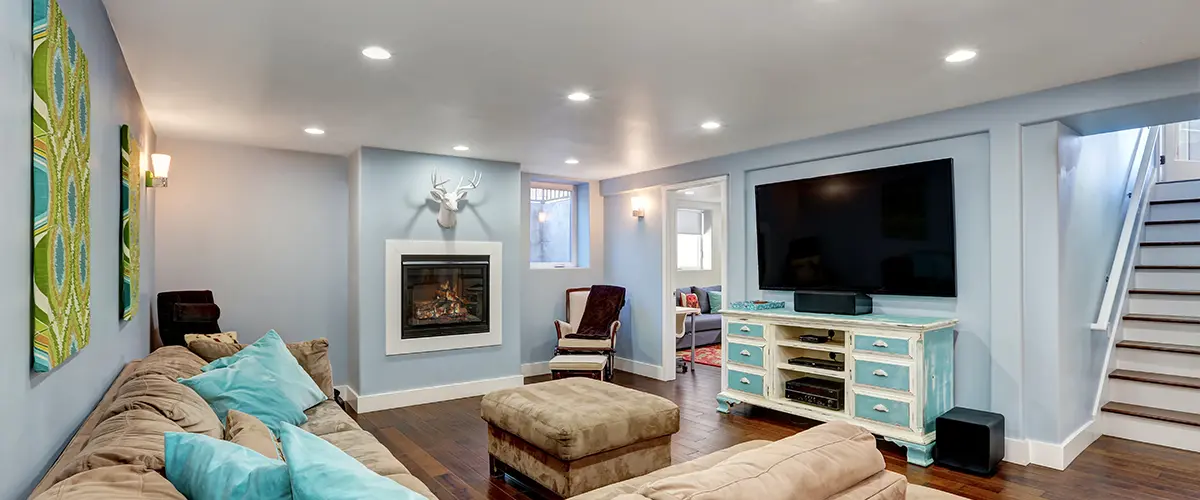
853;359;911;393
727;369;765;397
854;393;911;429
727;342;765;368
727;321;765;339
853;334;910;357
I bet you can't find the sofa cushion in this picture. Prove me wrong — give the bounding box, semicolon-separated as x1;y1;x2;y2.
51;410;185;484
300;399;362;436
184;331;239;346
189;336;335;398
164;432;290;500
384;473;440;500
481;377;680;461
180;355;314;434
125;346;207;382
225;409;281;460
568;440;772;500
319;430;411;476
635;422;883;500
280;424;426;500
32;465;186;500
102;374;223;439
827;470;907;500
686;313;722;333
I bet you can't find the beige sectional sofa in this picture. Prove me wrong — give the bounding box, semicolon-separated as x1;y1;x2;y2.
28;346;437;499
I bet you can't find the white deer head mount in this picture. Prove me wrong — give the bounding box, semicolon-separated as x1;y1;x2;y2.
429;169;481;228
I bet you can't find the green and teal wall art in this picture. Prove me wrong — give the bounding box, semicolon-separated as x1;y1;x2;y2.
33;0;91;372
121;125;142;321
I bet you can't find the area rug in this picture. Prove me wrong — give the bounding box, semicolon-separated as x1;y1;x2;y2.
678;344;722;367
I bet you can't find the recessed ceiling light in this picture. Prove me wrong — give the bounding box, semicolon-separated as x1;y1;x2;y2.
304;127;325;135
684;190;695;195
453;145;470;151
362;46;392;60
565;158;580;164
701;121;722;130
944;49;977;63
567;92;591;102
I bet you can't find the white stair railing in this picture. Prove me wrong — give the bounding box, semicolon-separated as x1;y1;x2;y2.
1091;126;1161;416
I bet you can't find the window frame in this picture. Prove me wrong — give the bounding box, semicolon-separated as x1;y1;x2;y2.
675;208;710;272
529;181;579;269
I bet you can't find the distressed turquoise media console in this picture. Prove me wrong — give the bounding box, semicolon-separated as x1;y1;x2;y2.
717;307;956;466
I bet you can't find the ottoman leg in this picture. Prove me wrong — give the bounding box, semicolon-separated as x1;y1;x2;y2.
489;454;506;478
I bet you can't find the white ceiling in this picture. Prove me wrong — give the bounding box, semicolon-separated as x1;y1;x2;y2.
103;0;1200;180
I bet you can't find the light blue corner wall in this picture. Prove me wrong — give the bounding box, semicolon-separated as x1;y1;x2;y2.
0;0;156;497
603;190;665;366
519;174;606;366
752;135;992;412
599;59;1200;443
350;148;522;396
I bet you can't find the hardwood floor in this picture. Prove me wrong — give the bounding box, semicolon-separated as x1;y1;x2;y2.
353;366;1200;499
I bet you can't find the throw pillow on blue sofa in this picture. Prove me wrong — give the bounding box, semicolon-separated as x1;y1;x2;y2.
279;423;425;500
180;354;316;433
164;432;290;500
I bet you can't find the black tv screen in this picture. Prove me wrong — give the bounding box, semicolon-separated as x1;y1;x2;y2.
755;159;957;297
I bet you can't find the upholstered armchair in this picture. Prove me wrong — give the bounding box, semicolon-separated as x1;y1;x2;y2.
555;287;621;379
157;290;222;347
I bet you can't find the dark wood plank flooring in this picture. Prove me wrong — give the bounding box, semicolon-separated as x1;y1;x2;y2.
353;366;1200;500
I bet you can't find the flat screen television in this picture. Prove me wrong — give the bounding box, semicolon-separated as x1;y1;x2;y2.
755;159;957;297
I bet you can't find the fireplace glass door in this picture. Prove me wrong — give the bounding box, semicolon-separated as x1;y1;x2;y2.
401;255;490;339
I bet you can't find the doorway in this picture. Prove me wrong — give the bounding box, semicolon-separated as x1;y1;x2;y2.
660;177;728;381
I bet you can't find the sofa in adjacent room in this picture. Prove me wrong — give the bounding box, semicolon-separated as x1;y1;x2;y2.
27;346;437;499
674;285;722;350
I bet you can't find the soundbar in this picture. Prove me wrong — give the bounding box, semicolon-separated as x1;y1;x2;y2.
794;291;872;316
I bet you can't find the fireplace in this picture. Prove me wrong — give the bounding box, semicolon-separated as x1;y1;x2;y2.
401;255;490;339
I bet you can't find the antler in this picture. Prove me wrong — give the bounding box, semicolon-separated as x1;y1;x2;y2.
431;169;450;195
455;171;482;193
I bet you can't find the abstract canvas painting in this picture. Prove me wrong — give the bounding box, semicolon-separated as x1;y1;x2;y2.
120;125;141;321
33;0;91;372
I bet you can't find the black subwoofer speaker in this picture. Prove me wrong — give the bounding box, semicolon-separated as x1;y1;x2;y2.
934;407;1005;476
793;291;872;315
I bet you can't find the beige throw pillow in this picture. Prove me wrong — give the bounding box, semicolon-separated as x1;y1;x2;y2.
225;409;282;460
184;331;239;345
635;421;884;500
34;465;186;500
188;337;335;398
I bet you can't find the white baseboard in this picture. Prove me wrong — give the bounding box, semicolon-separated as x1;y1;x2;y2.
1004;438;1030;466
1003;420;1099;470
615;357;669;381
352;375;525;414
334;384;359;410
521;361;551;377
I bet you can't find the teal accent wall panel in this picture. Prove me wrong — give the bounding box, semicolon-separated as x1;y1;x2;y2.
923;327;955;432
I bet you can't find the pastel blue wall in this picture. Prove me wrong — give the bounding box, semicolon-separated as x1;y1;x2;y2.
752;135;992;412
0;0;156;497
599;59;1200;442
603;189;665;366
349;148;522;395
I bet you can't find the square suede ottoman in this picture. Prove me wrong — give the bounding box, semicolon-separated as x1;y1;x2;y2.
481;378;680;497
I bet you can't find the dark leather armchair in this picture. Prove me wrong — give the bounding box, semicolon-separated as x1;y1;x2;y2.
157;290;222;347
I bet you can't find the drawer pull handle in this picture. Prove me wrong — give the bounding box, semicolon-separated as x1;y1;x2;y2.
872;340;889;348
873;404;890;413
873;369;889;378
739;377;751;385
739;326;752;332
740;349;752;357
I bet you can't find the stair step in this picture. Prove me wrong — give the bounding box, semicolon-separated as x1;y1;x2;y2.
1101;402;1200;428
1109;369;1200;389
1116;340;1200;356
1123;313;1200;325
1145;219;1200;226
1149;198;1200;206
1141;241;1200;246
1129;289;1200;296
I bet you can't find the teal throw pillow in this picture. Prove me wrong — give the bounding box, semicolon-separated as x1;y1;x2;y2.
203;330;326;409
709;290;723;311
279;423;425;500
180;355;311;433
164;432;291;500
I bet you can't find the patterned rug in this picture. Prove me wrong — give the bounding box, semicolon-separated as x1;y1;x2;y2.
678;344;722;368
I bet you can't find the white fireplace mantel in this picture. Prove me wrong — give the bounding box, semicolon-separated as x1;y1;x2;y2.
385;239;503;355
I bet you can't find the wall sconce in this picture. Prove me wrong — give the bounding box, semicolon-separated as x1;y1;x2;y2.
537;211;548;223
146;154;171;188
631;196;646;219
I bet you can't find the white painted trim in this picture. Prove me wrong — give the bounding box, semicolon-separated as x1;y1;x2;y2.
615;357;669;381
521;361;551;377
334;384;359;412
1004;438;1030;466
1003;420;1099;470
352;375;525;414
385;239;503;355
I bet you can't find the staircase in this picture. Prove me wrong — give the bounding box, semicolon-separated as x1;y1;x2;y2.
1100;179;1200;452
